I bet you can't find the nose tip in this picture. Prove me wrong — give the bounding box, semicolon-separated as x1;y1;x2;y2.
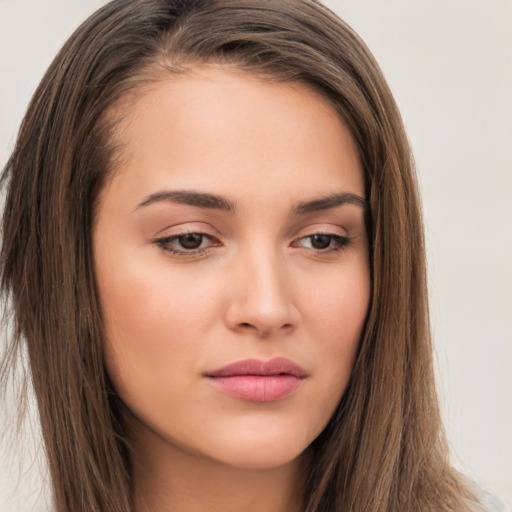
224;256;299;338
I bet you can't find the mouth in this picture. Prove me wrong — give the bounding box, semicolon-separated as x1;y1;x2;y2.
204;357;308;402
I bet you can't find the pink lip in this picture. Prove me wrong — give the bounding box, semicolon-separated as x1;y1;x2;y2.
204;357;308;402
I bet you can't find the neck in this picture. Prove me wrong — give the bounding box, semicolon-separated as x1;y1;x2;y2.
129;422;307;512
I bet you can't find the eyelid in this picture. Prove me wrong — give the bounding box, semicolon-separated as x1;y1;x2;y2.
291;233;350;248
152;223;352;257
153;232;221;257
289;224;352;252
153;221;220;238
291;223;348;239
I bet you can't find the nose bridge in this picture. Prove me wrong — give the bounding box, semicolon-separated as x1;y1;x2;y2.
227;238;298;336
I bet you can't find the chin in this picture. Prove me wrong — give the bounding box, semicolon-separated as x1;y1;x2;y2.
193;425;314;470
210;445;306;470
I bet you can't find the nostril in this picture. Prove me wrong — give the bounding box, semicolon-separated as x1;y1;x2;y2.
237;321;294;335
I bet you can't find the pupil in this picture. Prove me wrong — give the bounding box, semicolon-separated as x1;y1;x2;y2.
311;234;331;249
179;233;203;249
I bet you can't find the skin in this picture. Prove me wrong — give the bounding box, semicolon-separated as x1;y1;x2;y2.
94;65;370;512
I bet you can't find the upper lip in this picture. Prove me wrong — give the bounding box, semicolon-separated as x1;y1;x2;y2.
205;357;308;378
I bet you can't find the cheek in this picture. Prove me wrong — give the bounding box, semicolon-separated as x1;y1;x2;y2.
95;251;219;405
300;262;370;403
302;257;370;343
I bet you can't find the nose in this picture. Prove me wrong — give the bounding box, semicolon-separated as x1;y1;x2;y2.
224;247;299;338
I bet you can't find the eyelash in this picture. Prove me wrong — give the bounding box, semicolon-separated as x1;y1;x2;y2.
153;231;351;257
154;232;220;257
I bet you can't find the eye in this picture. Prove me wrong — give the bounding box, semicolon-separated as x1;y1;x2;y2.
293;233;350;252
174;233;206;249
154;232;220;255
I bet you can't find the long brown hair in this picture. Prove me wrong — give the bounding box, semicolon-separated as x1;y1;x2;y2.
1;1;483;511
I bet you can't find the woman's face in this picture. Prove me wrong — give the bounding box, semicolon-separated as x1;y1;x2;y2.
94;66;370;470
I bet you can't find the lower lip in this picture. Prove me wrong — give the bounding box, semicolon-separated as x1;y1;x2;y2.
206;375;303;402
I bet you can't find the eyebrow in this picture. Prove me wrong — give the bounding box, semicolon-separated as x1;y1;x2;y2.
137;190;236;212
137;189;367;214
292;192;367;215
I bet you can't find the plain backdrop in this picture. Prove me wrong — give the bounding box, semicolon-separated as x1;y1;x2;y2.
1;1;511;511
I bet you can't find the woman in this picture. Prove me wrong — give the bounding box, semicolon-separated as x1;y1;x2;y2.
0;1;499;511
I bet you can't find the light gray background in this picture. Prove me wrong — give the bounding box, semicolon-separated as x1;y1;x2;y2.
1;1;511;510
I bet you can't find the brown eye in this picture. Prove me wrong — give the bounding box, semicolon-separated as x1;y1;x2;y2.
178;233;204;249
292;233;350;253
310;234;332;250
154;232;221;256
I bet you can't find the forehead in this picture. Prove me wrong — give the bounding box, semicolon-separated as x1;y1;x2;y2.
103;65;364;210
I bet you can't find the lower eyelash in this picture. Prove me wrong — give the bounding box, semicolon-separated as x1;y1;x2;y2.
153;233;215;257
300;234;351;252
158;245;210;256
153;233;351;257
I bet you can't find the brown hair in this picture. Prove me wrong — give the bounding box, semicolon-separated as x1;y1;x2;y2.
1;1;482;511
